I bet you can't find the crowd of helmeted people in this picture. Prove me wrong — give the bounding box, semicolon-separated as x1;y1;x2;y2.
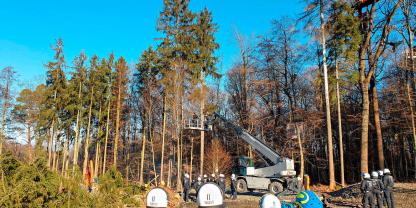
361;168;395;208
180;172;238;202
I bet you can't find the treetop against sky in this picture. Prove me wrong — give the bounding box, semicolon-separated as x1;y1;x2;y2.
0;0;304;86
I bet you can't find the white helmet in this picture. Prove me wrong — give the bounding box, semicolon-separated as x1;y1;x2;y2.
198;177;202;181
363;173;371;179
146;188;168;208
219;174;224;178
197;183;223;207
203;174;207;178
259;194;281;208
211;173;215;177
185;173;190;178
378;170;384;176
371;171;378;178
384;169;391;174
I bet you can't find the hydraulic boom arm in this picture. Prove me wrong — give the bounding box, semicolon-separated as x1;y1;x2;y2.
214;113;282;165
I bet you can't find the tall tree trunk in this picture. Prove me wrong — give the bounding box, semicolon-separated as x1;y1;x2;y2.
371;77;384;169
114;85;122;168
296;124;304;181
200;73;205;176
360;79;370;173
64;139;70;178
53;140;59;171
150;130;157;185
160;95;167;184
190;137;194;183
48;118;55;168
168;157;172;188
73;80;83;175
48;88;58;169
82;87;94;177
52;134;58;171
102;96;111;173
95;143;100;178
139;129;146;185
61;136;68;176
407;84;416;177
319;0;335;190
335;63;345;187
405;12;416;178
94;105;102;178
27;126;32;162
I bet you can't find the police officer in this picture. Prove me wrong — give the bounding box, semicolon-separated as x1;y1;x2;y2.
218;174;226;196
194;176;203;193
371;171;384;208
378;170;386;206
361;173;374;208
203;174;208;183
230;174;237;200
383;169;395;208
210;173;216;183
182;173;191;202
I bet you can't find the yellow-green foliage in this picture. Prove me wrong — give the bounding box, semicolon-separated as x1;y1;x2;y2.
0;154;142;208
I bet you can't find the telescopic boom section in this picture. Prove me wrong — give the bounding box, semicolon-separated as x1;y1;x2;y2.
214;113;282;165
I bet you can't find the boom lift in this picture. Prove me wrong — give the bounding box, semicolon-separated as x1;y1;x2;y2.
185;113;300;194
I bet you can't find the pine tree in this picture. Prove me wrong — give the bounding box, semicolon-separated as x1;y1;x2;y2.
135;47;160;184
44;39;67;169
157;0;195;190
327;0;361;187
113;57;129;169
193;8;220;176
68;51;87;174
82;55;99;177
102;53;115;174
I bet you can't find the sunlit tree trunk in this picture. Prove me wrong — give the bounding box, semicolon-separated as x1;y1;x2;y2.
296;124;304;181
48;79;59;169
371;77;384;169
73;80;82;175
139;129;146;185
200;73;205;176
335;62;345;187
160;95;167;184
150;130;157;185
113;84;122;168
319;0;335;190
83;86;94;177
27;126;32;162
190;137;194;183
102;95;111;173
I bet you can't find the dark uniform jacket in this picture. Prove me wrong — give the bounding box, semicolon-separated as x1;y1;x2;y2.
361;178;373;193
383;175;394;190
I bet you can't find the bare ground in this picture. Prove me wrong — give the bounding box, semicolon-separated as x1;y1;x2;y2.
177;183;416;208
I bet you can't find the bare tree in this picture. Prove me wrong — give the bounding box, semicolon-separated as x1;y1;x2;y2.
0;67;16;156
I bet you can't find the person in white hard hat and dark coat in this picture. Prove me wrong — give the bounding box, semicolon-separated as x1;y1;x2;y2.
194;176;203;194
182;173;191;202
218;174;226;196
383;169;395;208
361;173;375;208
230;174;237;200
371;171;384;208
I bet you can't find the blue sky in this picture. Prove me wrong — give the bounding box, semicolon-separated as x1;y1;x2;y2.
0;0;305;87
